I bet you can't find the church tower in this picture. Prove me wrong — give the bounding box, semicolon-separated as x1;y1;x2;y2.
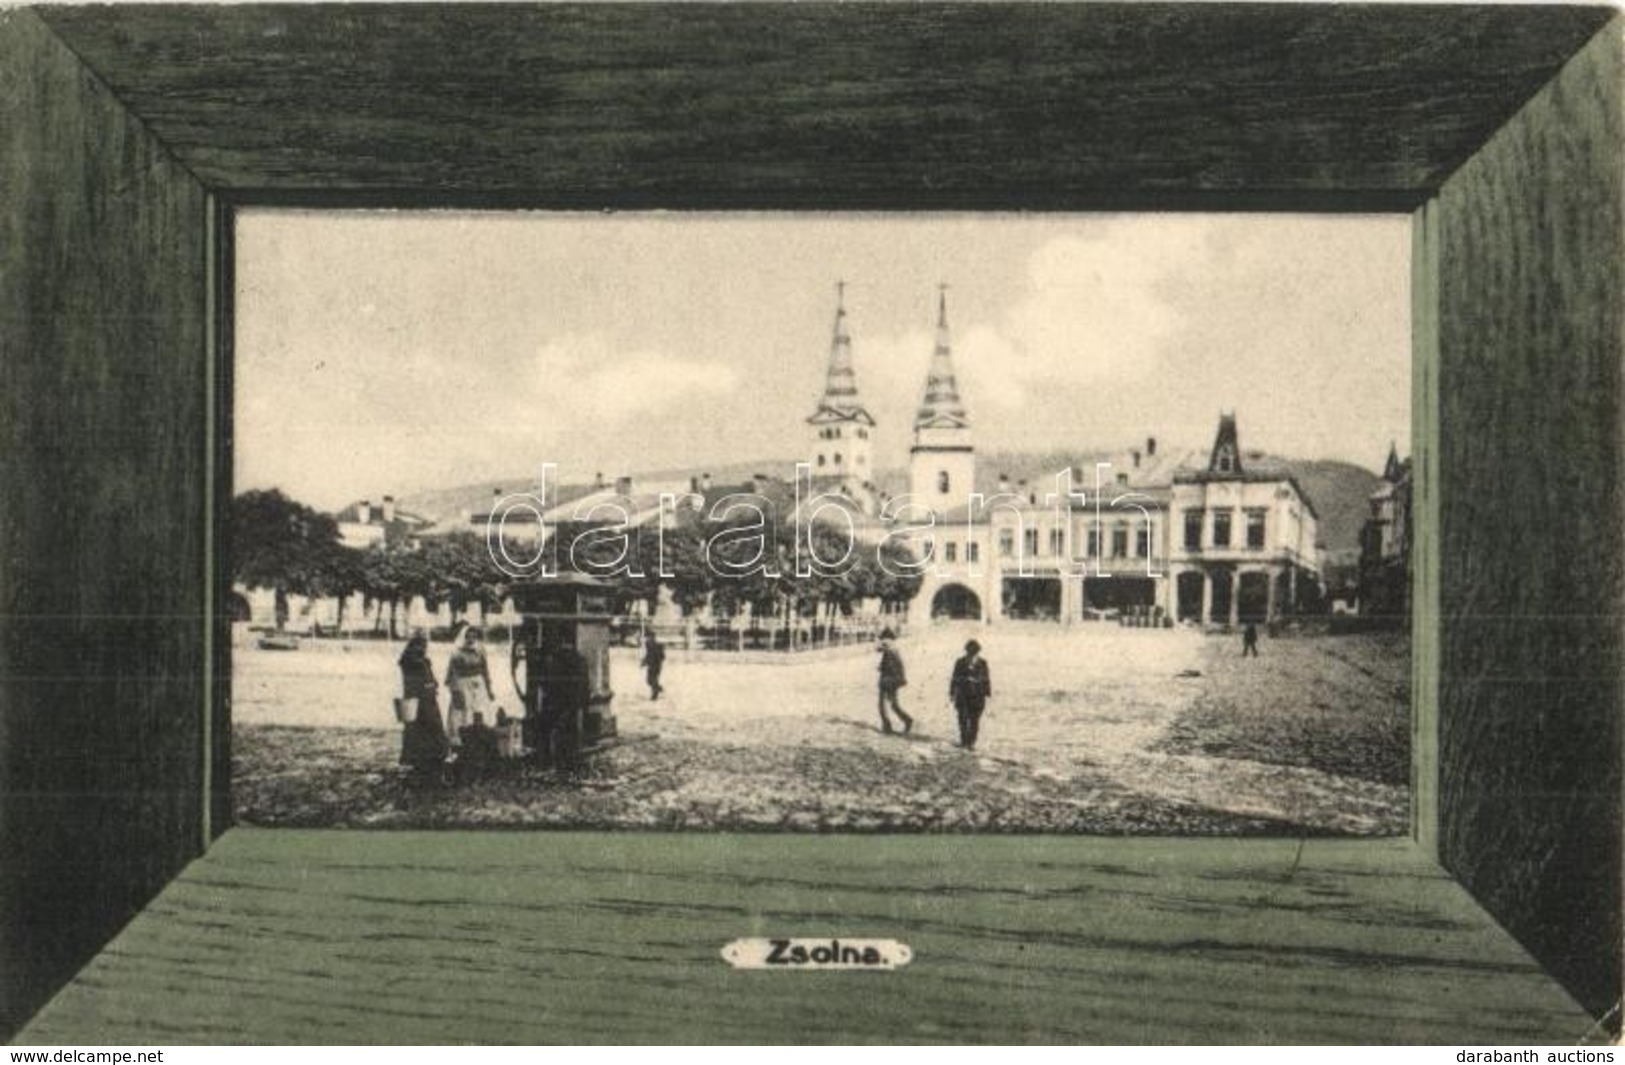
806;282;877;508
909;286;976;516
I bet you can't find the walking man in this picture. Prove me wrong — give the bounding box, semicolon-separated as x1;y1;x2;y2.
641;630;666;700
950;639;992;749
1242;622;1259;658
876;629;913;735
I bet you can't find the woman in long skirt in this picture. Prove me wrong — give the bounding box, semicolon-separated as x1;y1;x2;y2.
398;630;449;785
445;624;494;747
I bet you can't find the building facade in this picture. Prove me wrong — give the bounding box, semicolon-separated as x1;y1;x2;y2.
1166;414;1322;627
1357;443;1412;621
883;295;1322;628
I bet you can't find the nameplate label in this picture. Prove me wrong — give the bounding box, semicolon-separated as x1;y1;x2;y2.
722;938;912;970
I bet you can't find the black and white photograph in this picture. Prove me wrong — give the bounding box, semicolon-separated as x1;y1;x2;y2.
230;211;1415;837
3;2;1621;1047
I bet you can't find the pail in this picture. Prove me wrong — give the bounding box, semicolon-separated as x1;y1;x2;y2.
393;697;419;724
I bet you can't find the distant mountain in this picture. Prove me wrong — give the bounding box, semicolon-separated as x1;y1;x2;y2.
389;452;1383;553
1286;459;1384;555
394;477;530;527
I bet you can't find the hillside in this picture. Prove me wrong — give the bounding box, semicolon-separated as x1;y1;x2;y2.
392;453;1383;553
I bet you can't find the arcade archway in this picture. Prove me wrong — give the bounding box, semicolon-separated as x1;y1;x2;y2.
930;582;982;621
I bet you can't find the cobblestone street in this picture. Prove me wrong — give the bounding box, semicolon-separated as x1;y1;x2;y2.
233;625;1408;834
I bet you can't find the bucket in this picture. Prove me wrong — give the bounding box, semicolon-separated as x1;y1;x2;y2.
393;697;419;724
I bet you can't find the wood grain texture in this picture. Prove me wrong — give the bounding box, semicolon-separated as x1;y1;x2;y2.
1434;20;1624;1022
1411;201;1441;859
35;3;1616;207
0;7;210;1039
16;831;1603;1045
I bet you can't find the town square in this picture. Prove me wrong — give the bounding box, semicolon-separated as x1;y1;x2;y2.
231;211;1413;836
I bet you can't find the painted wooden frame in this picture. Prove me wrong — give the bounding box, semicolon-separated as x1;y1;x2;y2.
1;2;1620;1041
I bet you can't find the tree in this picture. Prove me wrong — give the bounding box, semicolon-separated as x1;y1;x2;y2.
231;489;352;630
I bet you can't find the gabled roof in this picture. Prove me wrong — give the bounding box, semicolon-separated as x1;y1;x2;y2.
333;501;429;527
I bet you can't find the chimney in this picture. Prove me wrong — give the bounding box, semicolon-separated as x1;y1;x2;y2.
1132;449;1141;469
358;500;371;524
382;495;396;523
1147;436;1157;457
701;472;713;493
616;475;633;497
689;476;700;493
998;472;1010;494
595;471;606;489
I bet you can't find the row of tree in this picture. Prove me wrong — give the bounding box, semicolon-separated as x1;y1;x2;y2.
231;489;923;637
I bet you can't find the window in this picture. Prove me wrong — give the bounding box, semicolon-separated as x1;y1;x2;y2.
1023;528;1039;556
944;541;957;563
1111;525;1128;558
1087;528;1100;559
1136;525;1150;558
967;542;979;563
1247;509;1266;549
816;454;825;467
834;453;842;465
1213;510;1232;548
998;529;1014;558
1049;528;1065;556
1184;509;1203;550
938;470;950;494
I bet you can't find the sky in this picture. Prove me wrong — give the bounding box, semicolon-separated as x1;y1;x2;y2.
235;211;1411;511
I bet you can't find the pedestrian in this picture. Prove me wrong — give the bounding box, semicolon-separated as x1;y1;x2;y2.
454;711;501;786
1242;622;1259;657
949;638;992;750
445;624;495;745
397;629;449;786
876;629;913;735
641;630;666;700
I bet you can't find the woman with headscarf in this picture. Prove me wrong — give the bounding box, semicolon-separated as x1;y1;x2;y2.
398;629;449;785
445;623;494;747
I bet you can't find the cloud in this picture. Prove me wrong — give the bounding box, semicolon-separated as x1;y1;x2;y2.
528;337;741;424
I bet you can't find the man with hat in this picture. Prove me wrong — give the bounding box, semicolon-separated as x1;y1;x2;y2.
875;628;913;735
949;639;993;749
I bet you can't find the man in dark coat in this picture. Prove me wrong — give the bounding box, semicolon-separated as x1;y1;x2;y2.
876;629;913;735
949;638;992;749
1242;622;1259;657
641;631;666;700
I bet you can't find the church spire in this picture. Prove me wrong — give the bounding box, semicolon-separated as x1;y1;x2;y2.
1383;440;1403;482
914;284;969;431
810;281;872;423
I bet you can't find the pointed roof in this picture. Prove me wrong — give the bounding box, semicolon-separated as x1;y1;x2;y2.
914;285;970;431
1208;411;1243;475
1383;441;1404;482
808;281;875;426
